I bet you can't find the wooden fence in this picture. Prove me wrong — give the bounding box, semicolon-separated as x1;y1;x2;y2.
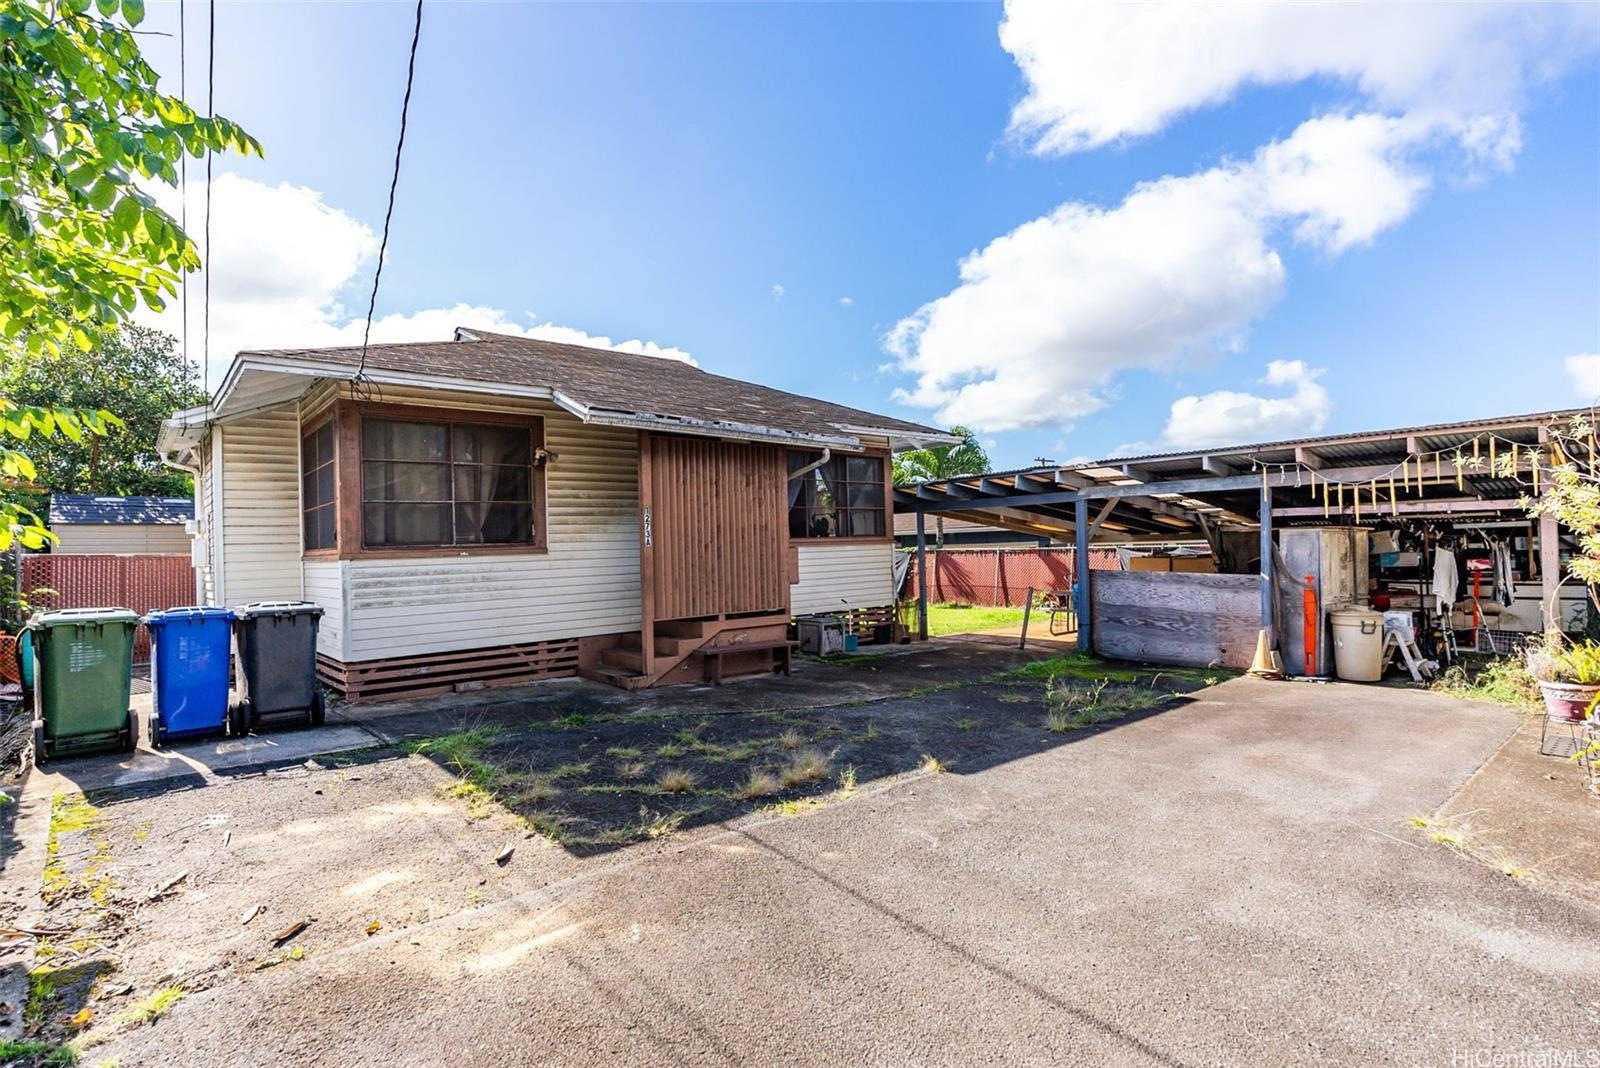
1090;570;1259;670
21;554;195;661
907;547;1121;607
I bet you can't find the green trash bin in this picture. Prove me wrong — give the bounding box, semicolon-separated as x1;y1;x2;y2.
29;607;139;763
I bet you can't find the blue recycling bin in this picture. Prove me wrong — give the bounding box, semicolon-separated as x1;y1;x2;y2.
143;607;236;745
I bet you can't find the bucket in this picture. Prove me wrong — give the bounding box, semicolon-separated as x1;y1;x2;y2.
1330;607;1385;682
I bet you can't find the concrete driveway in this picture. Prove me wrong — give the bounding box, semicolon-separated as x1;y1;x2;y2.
22;661;1600;1066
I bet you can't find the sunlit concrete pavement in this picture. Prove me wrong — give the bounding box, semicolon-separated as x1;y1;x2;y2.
78;675;1600;1066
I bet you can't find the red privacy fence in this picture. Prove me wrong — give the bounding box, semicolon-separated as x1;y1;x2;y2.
907;547;1121;608
21;554;195;661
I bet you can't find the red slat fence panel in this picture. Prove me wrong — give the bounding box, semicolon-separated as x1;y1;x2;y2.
21;554;195;661
906;547;1120;608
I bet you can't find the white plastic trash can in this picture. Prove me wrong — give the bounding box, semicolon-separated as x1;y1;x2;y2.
1330;607;1385;682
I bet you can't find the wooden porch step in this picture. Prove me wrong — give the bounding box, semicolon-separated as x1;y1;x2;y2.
600;646;645;673
616;633;693;657
583;664;651;691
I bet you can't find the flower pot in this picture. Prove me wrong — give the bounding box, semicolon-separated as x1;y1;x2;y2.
1538;680;1600;723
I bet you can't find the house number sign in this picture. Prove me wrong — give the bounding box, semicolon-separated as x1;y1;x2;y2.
643;509;653;547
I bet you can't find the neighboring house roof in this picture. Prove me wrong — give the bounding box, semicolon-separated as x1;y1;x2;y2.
892;513;1033;538
167;329;958;453
49;494;194;526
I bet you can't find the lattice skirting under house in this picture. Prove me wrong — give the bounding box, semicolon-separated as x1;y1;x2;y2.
317;637;582;703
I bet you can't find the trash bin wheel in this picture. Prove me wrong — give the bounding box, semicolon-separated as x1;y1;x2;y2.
309;689;326;727
31;722;47;767
229;699;251;738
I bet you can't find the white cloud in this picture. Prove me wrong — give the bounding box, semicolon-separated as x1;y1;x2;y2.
139;173;694;385
770;284;785;300
838;296;853;306
1567;354;1600;399
888;3;1596;435
887;113;1430;431
1123;360;1331;453
1000;0;1599;156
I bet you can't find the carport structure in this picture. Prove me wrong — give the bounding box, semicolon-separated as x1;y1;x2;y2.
895;408;1582;658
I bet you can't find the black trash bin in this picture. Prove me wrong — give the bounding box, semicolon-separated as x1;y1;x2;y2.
231;601;325;733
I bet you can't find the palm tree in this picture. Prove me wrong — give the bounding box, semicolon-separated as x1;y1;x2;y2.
893;426;990;548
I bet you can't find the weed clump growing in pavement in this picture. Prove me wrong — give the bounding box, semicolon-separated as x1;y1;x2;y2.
780;748;831;787
1043;675;1171;731
733;769;783;800
656;768;698;793
120;985;185;1025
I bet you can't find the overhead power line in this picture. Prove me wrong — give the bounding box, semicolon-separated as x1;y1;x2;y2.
203;0;215;394
355;0;426;386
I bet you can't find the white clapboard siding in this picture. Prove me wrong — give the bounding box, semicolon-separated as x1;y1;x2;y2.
790;541;895;615
196;435;217;605
52;524;191;554
341;397;640;662
302;559;346;660
219;409;304;606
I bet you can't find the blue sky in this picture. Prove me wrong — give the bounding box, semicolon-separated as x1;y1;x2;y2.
140;2;1599;468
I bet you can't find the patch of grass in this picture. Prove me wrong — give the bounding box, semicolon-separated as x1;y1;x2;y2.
506;779;560;806
616;760;649;780
26;968;61;1027
568;807;691;847
118;986;184;1026
763;796;830;817
0;1040;75;1066
1043;675;1171;731
606;746;644;759
701;738;764;764
732;768;782;800
42;794;115;907
405;728;509;818
780;748;831;787
549;762;591;781
777;728;805;751
1003;652;1143;683
1497;858;1533;880
919;754;948;774
924;603;1027;637
655;742;686;759
551;713;593;728
837;765;859;794
998;691;1033;704
521;810;568;842
904;682;961;698
1409;814;1465;848
655;768;698;793
953;717;976;731
851;721;880;743
1432;658;1543;712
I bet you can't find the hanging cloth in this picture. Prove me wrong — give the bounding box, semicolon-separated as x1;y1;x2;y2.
1432;545;1459;615
1492;539;1515;607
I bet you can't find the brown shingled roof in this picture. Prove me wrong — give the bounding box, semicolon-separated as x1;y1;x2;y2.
243;329;950;447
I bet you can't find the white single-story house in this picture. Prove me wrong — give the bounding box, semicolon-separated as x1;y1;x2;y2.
157;328;954;700
47;494;195;555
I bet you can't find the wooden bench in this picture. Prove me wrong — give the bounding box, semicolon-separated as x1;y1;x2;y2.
702;640;796;685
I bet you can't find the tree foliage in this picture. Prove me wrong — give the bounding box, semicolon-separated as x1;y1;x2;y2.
892;427;991;548
1516;414;1599;625
0;0;258;548
892;426;990;486
3;319;202;496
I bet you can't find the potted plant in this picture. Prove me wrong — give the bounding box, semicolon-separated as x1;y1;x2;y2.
1527;634;1600;722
